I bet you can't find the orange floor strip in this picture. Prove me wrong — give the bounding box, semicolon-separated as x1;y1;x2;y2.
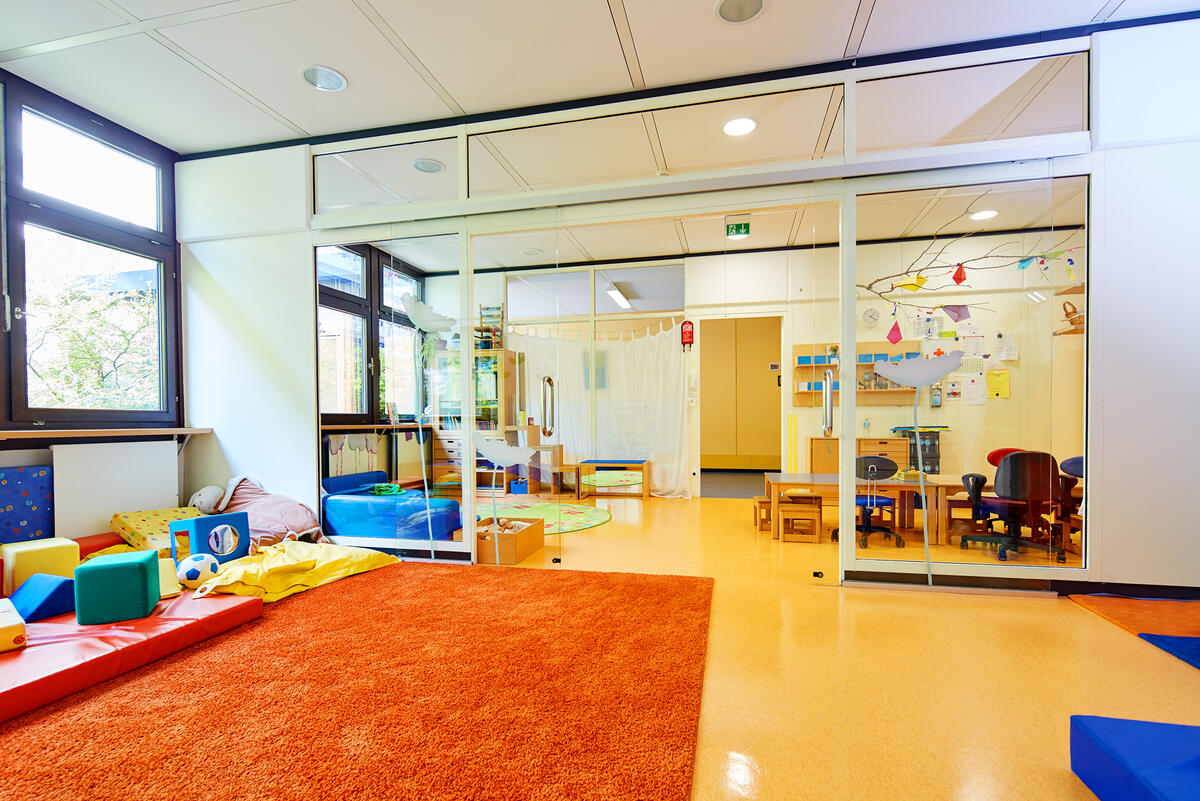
1070;594;1200;637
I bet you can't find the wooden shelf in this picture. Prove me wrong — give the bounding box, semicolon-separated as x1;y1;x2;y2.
1053;326;1086;337
793;389;917;407
321;423;420;431
0;427;211;441
1055;283;1086;296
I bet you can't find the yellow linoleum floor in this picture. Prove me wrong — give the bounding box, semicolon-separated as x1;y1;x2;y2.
514;496;1200;801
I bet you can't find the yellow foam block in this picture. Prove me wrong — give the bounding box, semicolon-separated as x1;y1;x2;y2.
158;558;181;599
110;508;202;558
1;537;80;596
0;599;25;652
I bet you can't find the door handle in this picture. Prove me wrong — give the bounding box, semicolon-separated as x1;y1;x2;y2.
822;368;834;437
541;376;555;437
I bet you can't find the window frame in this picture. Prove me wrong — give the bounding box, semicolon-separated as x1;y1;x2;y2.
317;245;424;425
0;70;181;429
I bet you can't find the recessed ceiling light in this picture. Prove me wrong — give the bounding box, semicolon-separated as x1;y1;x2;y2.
715;0;764;24
412;158;445;174
722;117;757;136
522;248;544;257
970;209;999;221
300;65;347;92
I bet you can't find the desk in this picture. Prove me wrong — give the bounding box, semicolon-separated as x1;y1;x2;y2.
763;472;945;545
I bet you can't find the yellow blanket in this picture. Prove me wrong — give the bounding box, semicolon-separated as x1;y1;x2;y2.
193;540;397;603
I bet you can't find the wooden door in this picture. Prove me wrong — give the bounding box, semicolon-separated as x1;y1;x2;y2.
734;317;782;469
700;318;737;468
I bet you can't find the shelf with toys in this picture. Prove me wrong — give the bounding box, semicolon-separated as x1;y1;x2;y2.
792;340;920;407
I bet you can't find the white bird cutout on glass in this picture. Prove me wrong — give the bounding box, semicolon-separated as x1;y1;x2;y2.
873;350;964;388
473;433;534;468
401;295;457;335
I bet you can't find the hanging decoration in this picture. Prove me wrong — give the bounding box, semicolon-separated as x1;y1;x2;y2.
941;304;971;323
886;320;903;345
856;191;1084;314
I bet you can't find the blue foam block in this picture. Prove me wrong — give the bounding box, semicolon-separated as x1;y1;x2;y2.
1140;633;1200;670
1071;715;1200;801
9;572;74;622
168;511;251;565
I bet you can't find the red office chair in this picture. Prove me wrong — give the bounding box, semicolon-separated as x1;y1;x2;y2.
987;447;1025;467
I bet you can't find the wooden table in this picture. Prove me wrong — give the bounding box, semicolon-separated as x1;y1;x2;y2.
763;472;946;545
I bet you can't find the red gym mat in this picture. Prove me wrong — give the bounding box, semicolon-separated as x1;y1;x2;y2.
0;591;261;723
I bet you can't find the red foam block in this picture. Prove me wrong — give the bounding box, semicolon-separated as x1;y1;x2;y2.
0;591;262;723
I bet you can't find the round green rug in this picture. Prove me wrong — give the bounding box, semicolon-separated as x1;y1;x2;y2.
476;502;611;535
580;470;643;488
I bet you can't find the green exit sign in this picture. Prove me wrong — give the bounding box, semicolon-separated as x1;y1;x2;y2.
726;222;750;238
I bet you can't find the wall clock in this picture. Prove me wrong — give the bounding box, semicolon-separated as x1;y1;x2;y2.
861;308;880;328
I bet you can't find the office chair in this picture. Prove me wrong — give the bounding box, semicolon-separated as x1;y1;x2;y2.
832;455;903;549
961;451;1066;562
1057;456;1084;544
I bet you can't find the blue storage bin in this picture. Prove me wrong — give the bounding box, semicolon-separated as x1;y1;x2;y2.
0;466;54;545
509;479;528;494
857;354;872;363
875;353;890;361
832;381;841;390
905;352;920;359
796;355;812;366
811;381;824;390
814;355;828;365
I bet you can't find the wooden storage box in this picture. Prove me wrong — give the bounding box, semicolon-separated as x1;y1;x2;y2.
474;517;544;565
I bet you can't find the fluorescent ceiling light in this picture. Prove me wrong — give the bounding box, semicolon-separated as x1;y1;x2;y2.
716;0;764;23
300;65;347;92
412;158;444;174
606;284;633;310
969;209;999;221
722;117;757;136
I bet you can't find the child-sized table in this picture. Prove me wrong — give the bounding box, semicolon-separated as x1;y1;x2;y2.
577;460;651;499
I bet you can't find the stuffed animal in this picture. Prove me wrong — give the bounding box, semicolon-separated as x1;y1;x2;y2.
188;485;224;515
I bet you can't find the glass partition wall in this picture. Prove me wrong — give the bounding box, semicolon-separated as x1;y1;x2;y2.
847;175;1086;584
307;37;1092;583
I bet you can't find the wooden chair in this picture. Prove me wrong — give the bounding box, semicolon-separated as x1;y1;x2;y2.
751;496;772;531
780;496;823;543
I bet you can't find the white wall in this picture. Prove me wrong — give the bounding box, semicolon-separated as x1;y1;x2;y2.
176;146;320;508
1089;19;1200;586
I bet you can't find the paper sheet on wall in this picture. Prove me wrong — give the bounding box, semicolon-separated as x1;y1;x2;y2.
960;335;986;357
987;369;1011;399
963;374;987;406
912;313;942;339
956;355;986;375
946;379;962;400
957;320;981;337
995;333;1019;361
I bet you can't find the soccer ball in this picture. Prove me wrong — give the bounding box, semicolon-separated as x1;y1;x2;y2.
176;553;220;589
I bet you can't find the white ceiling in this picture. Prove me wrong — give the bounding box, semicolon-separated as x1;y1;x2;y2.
371;176;1086;273
1;0;1194;155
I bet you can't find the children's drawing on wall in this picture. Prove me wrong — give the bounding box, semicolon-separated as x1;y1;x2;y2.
328;434;381;476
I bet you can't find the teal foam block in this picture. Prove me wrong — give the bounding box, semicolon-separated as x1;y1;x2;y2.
10;573;74;622
74;550;159;625
1071;715;1200;801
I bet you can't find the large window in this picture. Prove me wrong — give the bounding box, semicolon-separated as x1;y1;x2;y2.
1;73;178;427
317;246;423;423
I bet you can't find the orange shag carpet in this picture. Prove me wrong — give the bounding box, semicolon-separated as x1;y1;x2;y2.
0;563;714;801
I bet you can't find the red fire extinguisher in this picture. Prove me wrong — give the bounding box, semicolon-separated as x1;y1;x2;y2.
681;320;694;351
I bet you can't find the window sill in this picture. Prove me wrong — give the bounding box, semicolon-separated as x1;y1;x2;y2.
0;427;212;441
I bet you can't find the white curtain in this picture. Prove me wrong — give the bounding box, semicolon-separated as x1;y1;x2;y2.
507;323;690;498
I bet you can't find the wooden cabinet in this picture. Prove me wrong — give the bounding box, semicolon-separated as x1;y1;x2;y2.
809;437;911;473
430;348;516;430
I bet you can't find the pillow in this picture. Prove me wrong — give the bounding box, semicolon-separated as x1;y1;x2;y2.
193;540;397;603
221;479;327;553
